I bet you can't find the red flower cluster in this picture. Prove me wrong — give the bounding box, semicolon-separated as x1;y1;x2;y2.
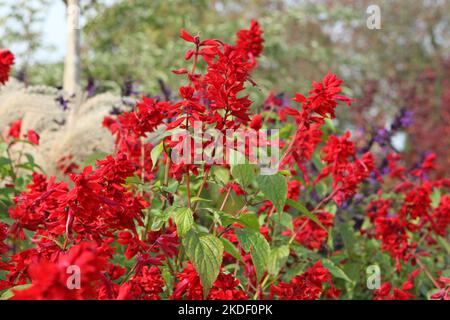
283;211;334;250
117;266;165;300
287;72;352;127
7;119;22;139
373;269;420;300
315;132;375;205
367;198;417;267
366;153;450;271
280;73;356;186
201;42;253;128
0;49;14;85
25;130;40;145
11;242;107;300
0;222;8;254
429;195;450;236
236;20;264;68
173;22;263;131
116;97;169;138
172;262;247;300
431;276;450;300
8;152;147;253
4;119;40;145
249;114;263;131
270;261;339;300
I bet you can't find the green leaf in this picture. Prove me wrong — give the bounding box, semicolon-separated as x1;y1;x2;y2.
435;235;450;255
149;209;169;231
174;207;194;237
256;173;287;214
235;228;270;282
183;230;223;297
190;196;212;203
0;187;16;196
151;142;164;169
293;246;353;283
220;237;243;262
0;157;12;166
278;212;294;231
0;142;7;154
238;214;260;231
285;198;326;230
321;259;353;283
161;267;173;296
324;118;336;132
230;164;258;190
0;284;32;300
338;222;355;257
430;188;441;208
221;213;260;232
126;174;143;185
268;245;290;276
161;181;179;193
212;166;230;186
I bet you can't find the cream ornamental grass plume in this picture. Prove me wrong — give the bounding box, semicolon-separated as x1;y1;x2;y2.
0;79;60;131
0;78;133;180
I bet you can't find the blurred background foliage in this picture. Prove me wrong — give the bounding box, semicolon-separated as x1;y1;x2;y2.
0;0;449;174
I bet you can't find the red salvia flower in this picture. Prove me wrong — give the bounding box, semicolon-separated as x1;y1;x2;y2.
281;73;352;182
120;266;165;300
428;195;450;237
7;119;22;139
117;96;168;138
208;273;248;300
0;222;8;254
249;114;263;131
172;262;247;300
431;277;450;300
315;132;374;205
25;130;40;145
366;198;417;268
270;261;337;300
283;211;334;250
11;242;107;300
0;49;14;85
373;270;420;300
236;20;264;68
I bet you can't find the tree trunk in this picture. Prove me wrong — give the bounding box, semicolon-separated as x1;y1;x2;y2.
63;0;80;96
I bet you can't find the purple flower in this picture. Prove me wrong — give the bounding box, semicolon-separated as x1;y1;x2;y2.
158;78;172;100
391;108;413;130
55;95;69;111
122;78;139;96
373;128;390;146
86;77;96;98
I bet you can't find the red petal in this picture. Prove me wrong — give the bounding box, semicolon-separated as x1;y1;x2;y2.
179;29;195;42
172;69;188;75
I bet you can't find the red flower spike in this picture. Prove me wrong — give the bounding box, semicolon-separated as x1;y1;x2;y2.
0;49;14;85
26;130;40;145
249;114;263;130
179;29;195;43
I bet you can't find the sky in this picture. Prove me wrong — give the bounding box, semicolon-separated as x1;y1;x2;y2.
0;0;66;64
37;0;66;62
